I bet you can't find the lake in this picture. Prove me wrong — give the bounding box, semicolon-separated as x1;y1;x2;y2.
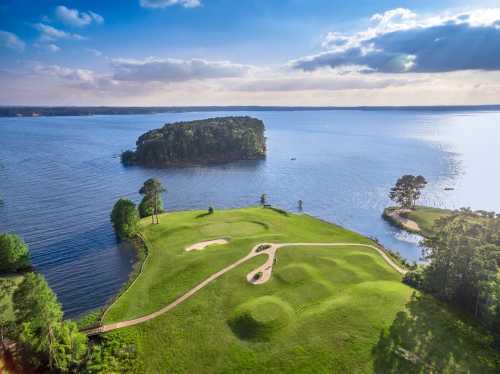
1;109;499;317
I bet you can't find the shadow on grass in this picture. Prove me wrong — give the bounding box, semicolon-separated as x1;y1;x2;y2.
196;212;213;219
372;292;499;373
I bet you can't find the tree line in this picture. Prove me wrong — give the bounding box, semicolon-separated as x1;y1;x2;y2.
388;174;500;346
0;177;166;372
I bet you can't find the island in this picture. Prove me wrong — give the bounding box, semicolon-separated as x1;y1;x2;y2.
121;116;266;167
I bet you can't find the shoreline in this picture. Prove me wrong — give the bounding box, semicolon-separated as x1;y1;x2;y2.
382;207;422;234
3;105;500;118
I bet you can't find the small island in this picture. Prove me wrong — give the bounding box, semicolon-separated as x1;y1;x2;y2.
122;116;266;167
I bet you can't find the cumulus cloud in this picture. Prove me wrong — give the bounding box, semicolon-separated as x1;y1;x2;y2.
292;8;500;73
111;57;251;82
139;0;201;9
0;30;26;52
231;75;415;92
55;5;104;27
34;23;86;42
33;64;114;90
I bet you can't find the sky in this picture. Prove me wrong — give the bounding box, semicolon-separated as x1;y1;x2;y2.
1;0;500;106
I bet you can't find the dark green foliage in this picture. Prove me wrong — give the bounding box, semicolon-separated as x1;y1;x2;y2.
110;199;140;239
138;195;164;218
0;233;31;273
389;175;427;209
420;213;500;339
13;273;88;372
120;150;137;165
139;178;166;224
85;332;143;373
208;206;214;214
125;117;266;167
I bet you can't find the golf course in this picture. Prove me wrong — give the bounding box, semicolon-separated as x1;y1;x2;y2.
95;207;498;373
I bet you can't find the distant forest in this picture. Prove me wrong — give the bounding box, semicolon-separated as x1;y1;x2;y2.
2;105;500;118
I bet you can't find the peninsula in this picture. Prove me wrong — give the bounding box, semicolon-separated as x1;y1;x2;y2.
121;116;266;167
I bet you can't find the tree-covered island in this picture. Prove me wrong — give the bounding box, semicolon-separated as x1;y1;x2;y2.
121;116;266;167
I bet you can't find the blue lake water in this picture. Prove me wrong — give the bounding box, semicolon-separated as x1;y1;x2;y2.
1;109;499;318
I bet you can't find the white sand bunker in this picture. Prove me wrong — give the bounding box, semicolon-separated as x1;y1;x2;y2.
185;239;229;252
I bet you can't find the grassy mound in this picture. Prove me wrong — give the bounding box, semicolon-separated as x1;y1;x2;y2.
228;296;294;340
101;207;499;373
275;263;315;284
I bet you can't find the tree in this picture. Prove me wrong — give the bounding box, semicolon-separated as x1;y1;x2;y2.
420;213;500;338
13;273;88;372
139;178;166;224
389;175;427;209
138;194;164;219
0;233;31;273
110;199;139;239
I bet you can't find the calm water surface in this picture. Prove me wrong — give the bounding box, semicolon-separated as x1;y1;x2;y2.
1;110;499;317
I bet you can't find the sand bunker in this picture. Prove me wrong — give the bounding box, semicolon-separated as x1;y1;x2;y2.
185;239;229;252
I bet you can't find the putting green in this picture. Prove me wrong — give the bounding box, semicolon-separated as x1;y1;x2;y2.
200;221;267;237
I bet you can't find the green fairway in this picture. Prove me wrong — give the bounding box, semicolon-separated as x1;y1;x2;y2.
102;207;499;373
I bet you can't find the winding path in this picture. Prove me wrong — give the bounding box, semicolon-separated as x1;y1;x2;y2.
85;242;406;336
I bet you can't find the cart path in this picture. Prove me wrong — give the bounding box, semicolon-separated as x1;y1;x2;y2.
84;242;406;336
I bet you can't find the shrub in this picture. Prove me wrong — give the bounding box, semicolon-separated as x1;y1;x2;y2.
0;233;31;273
110;199;139;239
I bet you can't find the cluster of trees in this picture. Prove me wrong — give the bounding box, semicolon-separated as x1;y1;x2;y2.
0;233;89;372
122;116;266;167
13;273;88;372
389;175;427;209
0;232;141;372
404;212;500;344
111;178;166;239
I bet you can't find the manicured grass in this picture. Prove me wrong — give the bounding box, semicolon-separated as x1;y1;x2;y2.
402;206;489;237
103;207;499;373
401;206;454;236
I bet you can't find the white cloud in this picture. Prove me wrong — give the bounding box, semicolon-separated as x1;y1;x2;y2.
34;23;86;42
111;57;251;82
34;42;61;52
86;48;103;57
0;30;26;52
33;64;114;90
293;8;500;73
139;0;201;9
55;5;104;27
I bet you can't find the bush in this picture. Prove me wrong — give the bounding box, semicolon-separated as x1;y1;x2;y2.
208;206;214;214
0;233;31;273
110;199;139;239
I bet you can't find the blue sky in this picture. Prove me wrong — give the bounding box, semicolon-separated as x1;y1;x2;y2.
1;0;500;105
